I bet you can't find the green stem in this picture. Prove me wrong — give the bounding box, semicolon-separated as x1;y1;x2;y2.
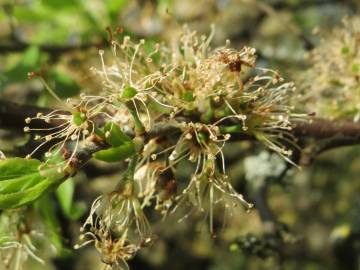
126;154;138;180
39;77;62;103
126;101;145;135
219;125;243;133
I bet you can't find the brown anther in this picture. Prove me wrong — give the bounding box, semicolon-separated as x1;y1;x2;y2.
62;147;72;160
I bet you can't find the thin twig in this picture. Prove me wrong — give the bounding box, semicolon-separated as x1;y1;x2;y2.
0;41;105;56
1;99;360;140
1;99;360;161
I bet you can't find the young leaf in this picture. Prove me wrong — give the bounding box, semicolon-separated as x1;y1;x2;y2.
34;195;74;257
94;144;135;163
56;178;85;220
34;195;63;252
104;122;132;146
94;122;135;162
0;158;66;209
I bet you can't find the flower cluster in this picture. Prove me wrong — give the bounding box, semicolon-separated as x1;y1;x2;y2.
296;16;360;121
23;25;305;269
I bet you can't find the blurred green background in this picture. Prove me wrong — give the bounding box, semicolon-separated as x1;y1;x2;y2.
0;0;360;270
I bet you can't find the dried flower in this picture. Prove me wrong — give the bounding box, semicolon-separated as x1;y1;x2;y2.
75;226;140;270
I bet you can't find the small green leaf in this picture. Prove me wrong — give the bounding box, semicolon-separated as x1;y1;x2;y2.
34;195;62;250
13;5;54;22
95;122;135;163
148;97;172;114
56;178;85;220
104;122;132;146
94;144;135;163
34;195;73;257
56;178;74;216
0;158;66;209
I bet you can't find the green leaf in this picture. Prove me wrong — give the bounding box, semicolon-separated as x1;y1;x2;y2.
34;195;73;257
56;178;74;216
94;144;135;163
94;122;135;163
0;158;40;181
0;158;66;209
56;178;85;220
34;195;63;250
104;122;132;146
148;96;172;114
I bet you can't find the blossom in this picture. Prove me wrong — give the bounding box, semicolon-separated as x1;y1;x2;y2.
134;161;177;214
90;37;177;132
75;226;141;270
296;16;360;121
23;97;101;170
173;157;253;236
76;180;152;268
20;23;308;269
81;181;151;239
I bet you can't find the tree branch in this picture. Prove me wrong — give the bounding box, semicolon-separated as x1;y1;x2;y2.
1;99;360;156
292;119;360;139
299;134;360;166
0;41;105;56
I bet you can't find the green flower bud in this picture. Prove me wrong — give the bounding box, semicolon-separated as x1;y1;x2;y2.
122;86;138;99
72;111;86;126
